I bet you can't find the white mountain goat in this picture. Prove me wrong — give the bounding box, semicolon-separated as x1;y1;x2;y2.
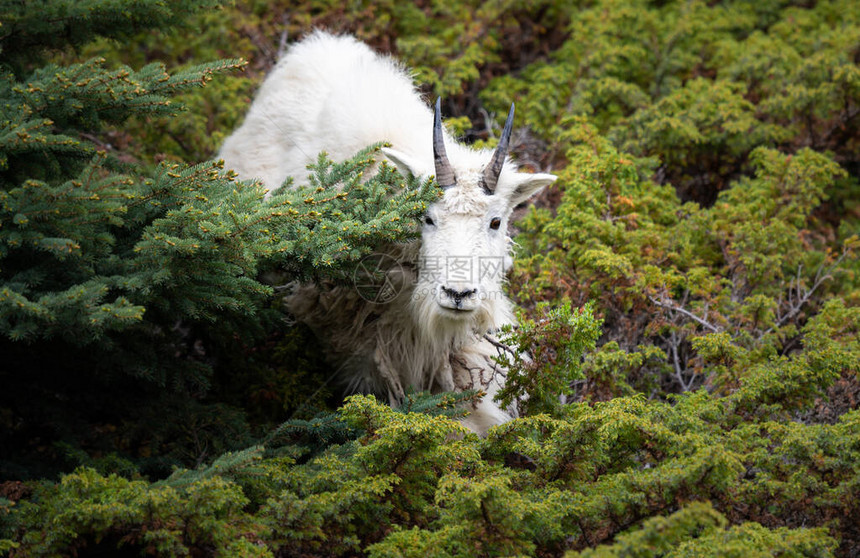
219;31;556;433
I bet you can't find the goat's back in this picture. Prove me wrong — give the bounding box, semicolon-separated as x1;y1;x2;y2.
219;31;433;190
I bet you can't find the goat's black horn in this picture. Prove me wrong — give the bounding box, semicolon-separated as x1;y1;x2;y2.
433;97;456;189
481;102;515;195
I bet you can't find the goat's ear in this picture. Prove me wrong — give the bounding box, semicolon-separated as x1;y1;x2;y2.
507;172;557;207
382;147;427;179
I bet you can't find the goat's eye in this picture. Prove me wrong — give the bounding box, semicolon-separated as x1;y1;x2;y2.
489;217;502;230
424;216;435;226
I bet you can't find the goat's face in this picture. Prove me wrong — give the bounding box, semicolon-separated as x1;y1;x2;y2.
382;100;556;332
416;183;510;319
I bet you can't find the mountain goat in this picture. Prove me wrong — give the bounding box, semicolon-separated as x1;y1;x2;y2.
219;31;556;433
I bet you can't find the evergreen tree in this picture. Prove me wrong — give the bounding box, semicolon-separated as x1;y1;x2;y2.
0;0;437;479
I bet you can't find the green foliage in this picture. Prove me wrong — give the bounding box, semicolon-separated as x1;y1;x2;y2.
511;117;856;399
265;148;439;276
6;467;265;556
0;0;222;76
494;301;602;416
7;393;856;556
484;0;860;205
69;0;572;163
566;502;837;558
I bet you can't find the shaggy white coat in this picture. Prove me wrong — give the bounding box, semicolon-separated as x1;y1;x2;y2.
219;31;556;434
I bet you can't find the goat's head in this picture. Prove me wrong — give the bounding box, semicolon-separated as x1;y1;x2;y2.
382;99;556;335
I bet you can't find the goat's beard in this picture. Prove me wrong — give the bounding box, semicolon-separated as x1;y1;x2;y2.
407;280;498;350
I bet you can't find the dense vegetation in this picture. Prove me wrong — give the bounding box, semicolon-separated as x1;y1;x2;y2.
1;0;858;556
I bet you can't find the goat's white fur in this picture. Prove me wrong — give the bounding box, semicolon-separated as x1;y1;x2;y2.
219;31;556;434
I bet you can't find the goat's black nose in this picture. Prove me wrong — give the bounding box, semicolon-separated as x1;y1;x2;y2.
441;286;477;302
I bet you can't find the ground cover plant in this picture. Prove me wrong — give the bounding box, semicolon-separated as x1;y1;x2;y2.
1;0;858;556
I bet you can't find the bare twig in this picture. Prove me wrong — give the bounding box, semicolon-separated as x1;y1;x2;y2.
277;28;290;58
483;333;518;357
762;248;851;337
668;330;695;392
649;295;721;333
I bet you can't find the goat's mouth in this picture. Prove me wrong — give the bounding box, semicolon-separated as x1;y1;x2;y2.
436;295;480;316
437;286;479;309
437;302;476;315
